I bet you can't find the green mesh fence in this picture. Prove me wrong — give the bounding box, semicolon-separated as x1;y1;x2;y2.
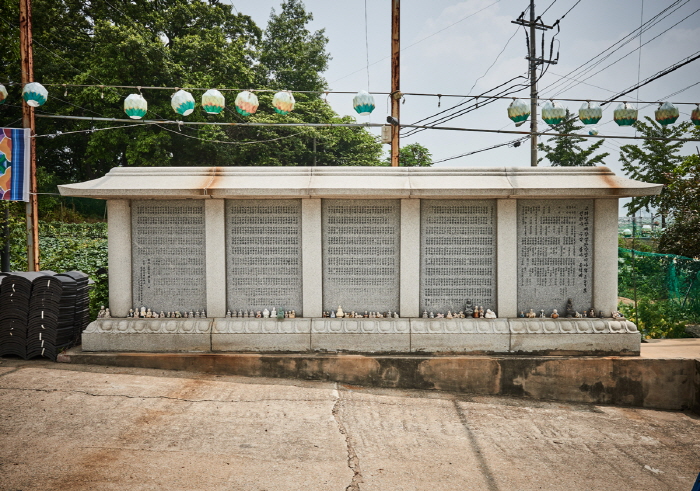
618;248;700;338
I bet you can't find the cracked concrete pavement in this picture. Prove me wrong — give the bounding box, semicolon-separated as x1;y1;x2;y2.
0;358;699;491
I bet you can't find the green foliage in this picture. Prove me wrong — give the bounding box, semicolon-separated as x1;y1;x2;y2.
537;111;609;167
618;247;700;338
0;0;383;188
657;154;700;258
8;220;108;320
386;143;433;167
619;117;692;218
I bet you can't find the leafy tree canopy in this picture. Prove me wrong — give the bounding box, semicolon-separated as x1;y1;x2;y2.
537;111;609;167
386;143;433;167
0;0;385;193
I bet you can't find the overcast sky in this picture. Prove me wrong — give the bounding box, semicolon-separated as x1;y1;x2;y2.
233;0;700;213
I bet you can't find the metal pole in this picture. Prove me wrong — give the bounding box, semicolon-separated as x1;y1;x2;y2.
529;0;538;167
19;0;39;271
391;0;400;167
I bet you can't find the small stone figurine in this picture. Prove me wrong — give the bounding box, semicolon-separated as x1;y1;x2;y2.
519;311;525;318
393;312;399;319
336;306;345;318
526;309;536;318
429;312;435;318
271;308;277;318
588;308;596;318
464;300;474;317
263;308;270;318
97;306;106;319
160;311;165;318
565;298;576;318
128;309;134;318
446;311;453;319
202;310;207;318
238;310;243;317
104;308;111;318
484;309;496;319
175;311;182;318
551;309;559;319
539;309;546;318
330;310;336;318
152;311;159;319
436;313;444;318
226;310;231;318
612;311;625;320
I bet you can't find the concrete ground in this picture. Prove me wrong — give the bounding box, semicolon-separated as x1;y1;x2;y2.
1;357;699;491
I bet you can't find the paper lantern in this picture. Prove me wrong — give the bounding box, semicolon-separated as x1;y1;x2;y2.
507;99;530;124
202;89;225;114
124;94;147;119
691;105;700;126
588;127;599;136
234;90;259;116
353;90;375;115
171;89;195;116
579;102;602;125
0;84;7;104
272;91;295;115
22;82;48;107
655;101;679;126
542;100;567;125
614;103;638;126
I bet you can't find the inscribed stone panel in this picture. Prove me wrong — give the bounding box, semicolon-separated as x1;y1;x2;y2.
517;200;593;314
226;200;303;315
322;199;400;314
131;200;206;312
420;200;496;314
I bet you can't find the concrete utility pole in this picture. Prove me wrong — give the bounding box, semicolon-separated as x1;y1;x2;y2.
512;1;556;167
390;0;400;167
19;0;39;271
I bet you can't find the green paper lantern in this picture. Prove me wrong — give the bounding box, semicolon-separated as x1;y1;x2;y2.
22;82;48;107
171;89;195;116
124;94;147;119
202;89;225;115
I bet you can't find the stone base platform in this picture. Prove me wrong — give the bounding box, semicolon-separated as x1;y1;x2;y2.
83;317;641;356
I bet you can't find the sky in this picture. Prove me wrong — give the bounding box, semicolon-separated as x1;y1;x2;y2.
232;0;700;214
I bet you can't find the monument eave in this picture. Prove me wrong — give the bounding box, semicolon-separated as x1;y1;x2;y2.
57;165;662;200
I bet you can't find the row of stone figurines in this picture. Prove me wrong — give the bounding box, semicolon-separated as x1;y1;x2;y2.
322;309;399;319
422;308;497;319
226;309;296;319
519;308;625;319
125;307;207;319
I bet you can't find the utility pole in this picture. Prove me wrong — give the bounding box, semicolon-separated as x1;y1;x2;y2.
390;0;400;167
512;1;557;167
19;0;39;271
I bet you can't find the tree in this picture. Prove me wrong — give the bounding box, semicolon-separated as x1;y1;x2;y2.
537;111;609;167
0;0;384;218
657;153;700;257
619;117;692;225
385;143;433;167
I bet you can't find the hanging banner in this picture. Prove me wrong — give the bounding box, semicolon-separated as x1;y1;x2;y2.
0;128;30;202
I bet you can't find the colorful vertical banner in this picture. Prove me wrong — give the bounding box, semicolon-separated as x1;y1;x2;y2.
0;128;30;202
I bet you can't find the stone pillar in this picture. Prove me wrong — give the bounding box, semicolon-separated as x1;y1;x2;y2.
302;198;322;317
496;199;517;318
594;198;619;316
205;199;226;317
400;199;420;318
107;200;132;317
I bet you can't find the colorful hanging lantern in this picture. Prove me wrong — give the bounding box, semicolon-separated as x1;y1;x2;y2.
0;84;7;104
542;100;567;125
507;99;530;124
124;94;147;119
614;102;638;126
234;90;259;116
353;90;375;115
22;82;48;107
579;102;602;125
588;127;599;136
655;101;679;126
272;91;295;115
691;104;700;126
202;89;225;115
171;89;195;116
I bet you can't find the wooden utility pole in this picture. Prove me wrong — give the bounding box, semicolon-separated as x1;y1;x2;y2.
512;1;556;167
19;0;39;271
390;0;400;167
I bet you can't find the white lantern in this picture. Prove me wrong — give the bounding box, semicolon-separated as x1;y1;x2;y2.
202;89;225;115
171;89;195;116
353;90;375;115
614;102;637;126
272;91;295;115
579;102;602;125
542;100;567;125
0;84;7;104
22;82;48;107
507;99;530;125
234;90;259;116
124;94;147;119
655;101;679;126
588;127;599;136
